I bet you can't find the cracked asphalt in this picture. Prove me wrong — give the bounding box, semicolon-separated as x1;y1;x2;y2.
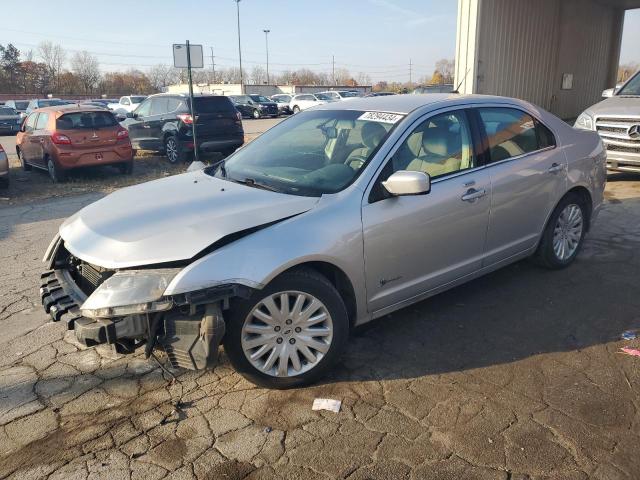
1;173;640;479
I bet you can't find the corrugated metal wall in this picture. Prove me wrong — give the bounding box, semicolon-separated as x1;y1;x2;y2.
459;0;627;118
476;0;561;111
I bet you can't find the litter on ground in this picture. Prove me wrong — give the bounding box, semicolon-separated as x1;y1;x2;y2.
312;398;342;413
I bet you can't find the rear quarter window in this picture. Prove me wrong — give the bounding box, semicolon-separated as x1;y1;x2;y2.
56;111;118;129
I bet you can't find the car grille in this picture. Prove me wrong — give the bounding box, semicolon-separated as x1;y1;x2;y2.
595;116;640;165
68;258;115;296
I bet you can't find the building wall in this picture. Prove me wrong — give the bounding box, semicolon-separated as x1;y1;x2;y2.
455;0;627;119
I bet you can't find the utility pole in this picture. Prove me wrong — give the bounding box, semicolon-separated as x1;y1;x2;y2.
235;0;244;92
263;29;270;85
332;55;335;85
209;46;216;83
409;59;412;88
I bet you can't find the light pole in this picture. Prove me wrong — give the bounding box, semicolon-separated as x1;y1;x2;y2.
235;0;244;92
263;29;270;85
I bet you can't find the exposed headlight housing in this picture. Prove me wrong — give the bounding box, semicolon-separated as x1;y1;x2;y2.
574;112;594;130
81;268;179;318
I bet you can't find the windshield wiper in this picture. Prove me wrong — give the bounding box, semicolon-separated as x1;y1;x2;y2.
210;158;227;177
235;177;280;192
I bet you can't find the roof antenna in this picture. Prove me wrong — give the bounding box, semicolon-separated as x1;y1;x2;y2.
451;68;471;94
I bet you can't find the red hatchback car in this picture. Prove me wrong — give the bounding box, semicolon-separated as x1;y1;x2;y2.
16;105;133;182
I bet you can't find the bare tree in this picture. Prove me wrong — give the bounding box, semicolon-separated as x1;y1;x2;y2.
38;41;66;91
356;72;372;86
434;59;455;83
71;51;100;93
250;65;267;85
147;64;180;91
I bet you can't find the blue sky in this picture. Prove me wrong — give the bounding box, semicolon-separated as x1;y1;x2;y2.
0;0;638;83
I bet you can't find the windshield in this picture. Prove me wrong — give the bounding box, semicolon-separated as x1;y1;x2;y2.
618;72;640;96
208;109;402;196
14;101;29;109
130;96;146;104
0;107;16;115
250;95;271;103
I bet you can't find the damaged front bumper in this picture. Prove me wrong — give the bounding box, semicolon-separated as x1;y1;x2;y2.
40;264;249;370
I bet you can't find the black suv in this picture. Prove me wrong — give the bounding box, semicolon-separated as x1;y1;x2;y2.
122;94;244;163
229;95;279;119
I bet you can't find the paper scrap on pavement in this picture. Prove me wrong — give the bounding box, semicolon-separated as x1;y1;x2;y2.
312;398;342;413
620;347;640;357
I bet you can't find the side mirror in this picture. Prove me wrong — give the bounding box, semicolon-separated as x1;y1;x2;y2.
602;88;615;98
382;170;431;196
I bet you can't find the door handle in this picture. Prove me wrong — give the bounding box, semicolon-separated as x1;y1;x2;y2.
461;188;487;203
142;125;151;129
547;163;563;173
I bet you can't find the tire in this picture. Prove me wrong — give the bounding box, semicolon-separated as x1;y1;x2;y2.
118;161;134;175
533;193;587;269
292;105;300;114
252;109;261;119
0;177;8;189
164;135;186;164
223;268;350;389
46;156;66;183
18;149;31;171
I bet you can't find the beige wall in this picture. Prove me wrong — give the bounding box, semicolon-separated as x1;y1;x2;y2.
455;0;628;119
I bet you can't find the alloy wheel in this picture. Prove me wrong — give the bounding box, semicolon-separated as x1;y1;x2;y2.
166;138;178;163
552;204;583;261
241;291;334;377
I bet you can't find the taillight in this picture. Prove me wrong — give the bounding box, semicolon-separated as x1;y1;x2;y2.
117;127;129;139
177;113;193;125
51;132;71;145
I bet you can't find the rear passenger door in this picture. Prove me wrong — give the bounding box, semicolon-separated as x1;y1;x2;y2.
127;99;153;149
475;107;566;265
146;97;169;148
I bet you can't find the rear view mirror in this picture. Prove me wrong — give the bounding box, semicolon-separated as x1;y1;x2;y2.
382;170;431;196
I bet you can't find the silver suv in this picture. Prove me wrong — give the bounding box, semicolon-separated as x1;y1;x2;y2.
41;94;606;388
575;70;640;172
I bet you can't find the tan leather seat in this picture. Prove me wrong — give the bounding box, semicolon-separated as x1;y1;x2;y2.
345;122;387;169
406;125;463;177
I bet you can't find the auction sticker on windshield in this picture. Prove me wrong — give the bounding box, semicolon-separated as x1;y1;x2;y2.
358;111;404;124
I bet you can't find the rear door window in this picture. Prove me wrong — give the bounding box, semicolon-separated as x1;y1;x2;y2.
477;107;540;163
56;111;118;130
25;113;38;132
35;113;49;130
167;97;182;113
150;97;169;116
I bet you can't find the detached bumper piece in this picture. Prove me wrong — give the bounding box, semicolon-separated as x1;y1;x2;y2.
40;270;83;328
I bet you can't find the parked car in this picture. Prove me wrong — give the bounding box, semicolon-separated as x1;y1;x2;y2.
25;98;74;115
16;105;133;182
316;90;360;101
366;92;396;97
229;95;278;119
289;94;326;113
248;94;279;117
83;99;118;108
313;93;339;103
39;94;605;388
270;95;293;115
108;96;147;114
122;93;244;163
0;143;8;188
4;99;30;116
0;106;22;134
574;70;640;172
412;84;455;94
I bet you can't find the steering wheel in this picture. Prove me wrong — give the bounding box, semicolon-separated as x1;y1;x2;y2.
345;154;368;170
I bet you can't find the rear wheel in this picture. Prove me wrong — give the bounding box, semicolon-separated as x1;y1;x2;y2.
252;109;261;119
224;268;349;389
533;193;587;269
118;161;134;175
165;135;186;164
292;105;300;114
18;149;31;171
46;157;66;183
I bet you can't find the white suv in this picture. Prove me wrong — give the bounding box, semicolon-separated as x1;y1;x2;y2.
317;90;361;101
289;94;326;113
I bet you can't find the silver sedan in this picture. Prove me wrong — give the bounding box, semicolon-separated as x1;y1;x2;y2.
41;94;606;388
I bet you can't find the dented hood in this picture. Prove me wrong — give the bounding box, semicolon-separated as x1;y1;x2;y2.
60;170;319;269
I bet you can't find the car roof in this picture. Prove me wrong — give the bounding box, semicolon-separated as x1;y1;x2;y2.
33;104;112;115
311;93;528;114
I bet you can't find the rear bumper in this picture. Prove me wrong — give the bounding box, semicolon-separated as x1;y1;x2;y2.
56;144;134;169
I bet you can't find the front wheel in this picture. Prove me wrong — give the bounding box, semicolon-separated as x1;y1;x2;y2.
533;193;587;269
292;105;300;114
252;109;261;119
224;269;349;389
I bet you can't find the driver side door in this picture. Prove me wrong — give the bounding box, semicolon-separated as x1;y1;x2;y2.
361;108;491;314
126;99;152;150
